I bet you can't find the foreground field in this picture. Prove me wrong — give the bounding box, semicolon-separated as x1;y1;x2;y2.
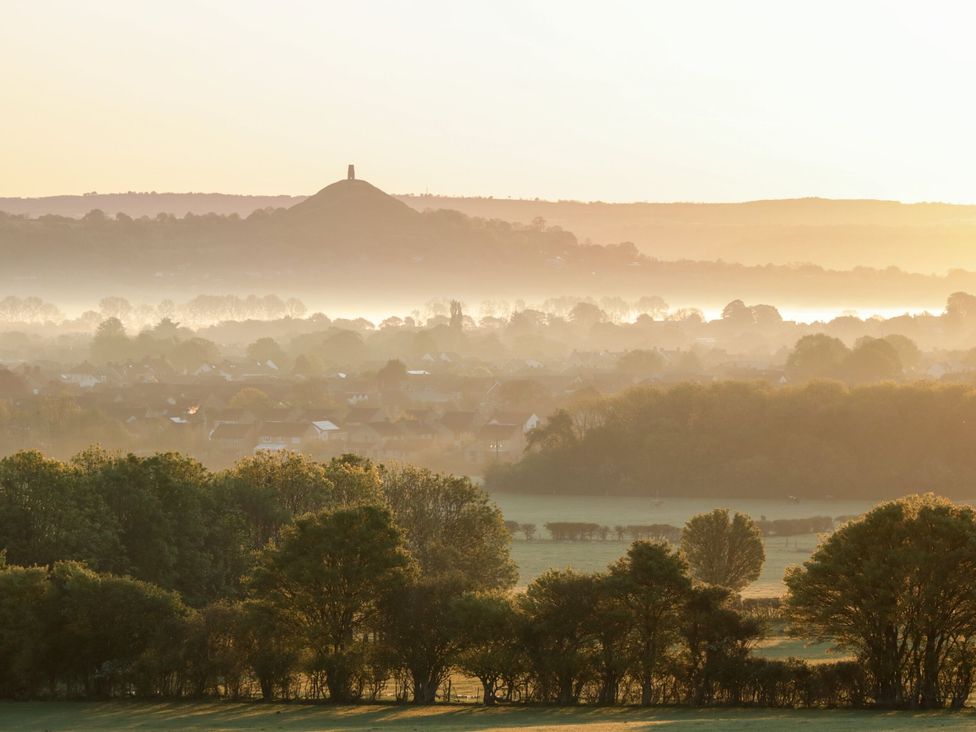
2;702;974;731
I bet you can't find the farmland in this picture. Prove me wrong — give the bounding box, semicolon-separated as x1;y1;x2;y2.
492;493;875;596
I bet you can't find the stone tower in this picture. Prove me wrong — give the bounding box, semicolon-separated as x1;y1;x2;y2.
347;164;355;180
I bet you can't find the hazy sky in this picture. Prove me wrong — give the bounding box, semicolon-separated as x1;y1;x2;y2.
3;1;975;202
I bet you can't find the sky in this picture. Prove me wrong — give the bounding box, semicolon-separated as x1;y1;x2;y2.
3;0;976;202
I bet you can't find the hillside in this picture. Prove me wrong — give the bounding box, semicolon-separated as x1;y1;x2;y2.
2;177;976;312
5;190;976;273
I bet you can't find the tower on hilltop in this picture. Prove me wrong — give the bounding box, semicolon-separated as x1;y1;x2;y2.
347;164;355;180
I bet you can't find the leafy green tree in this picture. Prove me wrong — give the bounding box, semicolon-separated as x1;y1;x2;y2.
249;506;412;702
219;451;336;548
681;509;764;592
519;569;599;705
181;601;250;698
454;592;523;705
382;465;516;591
0;450;113;568
45;561;190;697
78;451;229;605
0;563;50;698
680;585;761;705
382;575;467;704
237;599;303;700
609;540;692;705
786;494;976;708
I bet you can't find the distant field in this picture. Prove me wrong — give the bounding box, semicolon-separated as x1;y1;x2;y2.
3;702;976;731
493;493;875;596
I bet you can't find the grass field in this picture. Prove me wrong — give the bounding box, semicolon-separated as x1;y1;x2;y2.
3;702;976;731
493;493;875;596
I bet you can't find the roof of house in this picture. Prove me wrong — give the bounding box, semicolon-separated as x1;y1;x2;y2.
345;406;382;424
440;410;477;431
490;411;536;426
257;421;313;439
210;422;255;440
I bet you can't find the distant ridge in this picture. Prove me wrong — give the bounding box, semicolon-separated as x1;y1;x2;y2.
6;185;976;272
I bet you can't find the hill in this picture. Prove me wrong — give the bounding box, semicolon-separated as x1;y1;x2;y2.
5;190;976;273
2;176;976;312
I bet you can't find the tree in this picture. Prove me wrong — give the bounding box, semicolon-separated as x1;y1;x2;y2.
786;494;976;708
454;592;523;705
569;302;607;329
249;506;412;702
246;337;286;366
219;451;337;549
169;337;220;373
0;451;109;568
841;337;902;384
0;563;50;698
91;317;129;363
229;386;273;414
634;295;669;320
98;296;132;321
449;300;464;331
785;334;849;381
680;585;761;705
45;561;189;698
681;509;764;592
519;569;599;705
882;334;920;372
609;540;692;705
376;358;408;391
237;599;302;700
382;575;467;704
381;465;517;591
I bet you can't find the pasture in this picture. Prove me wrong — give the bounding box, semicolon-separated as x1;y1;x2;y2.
2;702;975;731
493;493;874;596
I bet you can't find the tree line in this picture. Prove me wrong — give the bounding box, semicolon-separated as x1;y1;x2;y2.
488;380;976;499
4;488;976;709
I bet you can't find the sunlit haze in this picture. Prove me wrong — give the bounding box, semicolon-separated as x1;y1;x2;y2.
4;0;976;202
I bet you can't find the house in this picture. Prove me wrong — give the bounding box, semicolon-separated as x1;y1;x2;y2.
310;419;343;441
344;406;384;425
488;411;541;434
61;361;105;389
209;422;258;452
254;421;316;452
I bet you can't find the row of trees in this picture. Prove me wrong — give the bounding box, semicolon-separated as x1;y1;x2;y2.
0;449;514;606
0;507;771;706
5;494;975;708
490;380;976;499
508;517;833;542
2;448;975;709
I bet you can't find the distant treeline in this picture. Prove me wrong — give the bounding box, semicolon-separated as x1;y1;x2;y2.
506;518;835;541
487;380;976;500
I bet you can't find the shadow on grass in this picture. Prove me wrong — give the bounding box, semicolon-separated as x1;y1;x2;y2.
2;701;976;731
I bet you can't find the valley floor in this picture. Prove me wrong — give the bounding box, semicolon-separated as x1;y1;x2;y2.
1;702;974;731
